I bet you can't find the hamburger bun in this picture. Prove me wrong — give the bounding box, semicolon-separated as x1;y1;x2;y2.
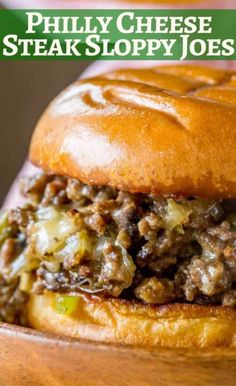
28;293;236;348
30;64;236;199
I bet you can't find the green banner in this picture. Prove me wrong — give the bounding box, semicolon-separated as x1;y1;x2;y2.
0;9;235;60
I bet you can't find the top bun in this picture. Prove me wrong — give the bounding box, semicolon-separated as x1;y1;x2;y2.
29;64;236;199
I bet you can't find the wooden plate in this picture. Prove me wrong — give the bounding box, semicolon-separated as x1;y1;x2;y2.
0;323;235;386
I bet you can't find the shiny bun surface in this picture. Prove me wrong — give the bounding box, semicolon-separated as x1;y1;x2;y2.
29;293;236;348
30;65;236;198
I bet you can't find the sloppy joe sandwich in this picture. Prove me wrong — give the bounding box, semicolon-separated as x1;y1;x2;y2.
1;64;236;348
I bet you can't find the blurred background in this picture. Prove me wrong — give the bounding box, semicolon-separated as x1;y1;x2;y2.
0;60;90;205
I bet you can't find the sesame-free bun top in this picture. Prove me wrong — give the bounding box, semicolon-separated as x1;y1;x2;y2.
29;65;236;199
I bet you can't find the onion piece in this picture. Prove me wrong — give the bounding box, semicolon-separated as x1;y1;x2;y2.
0;211;11;246
8;251;39;280
19;272;34;293
165;199;191;232
55;230;93;265
30;208;78;256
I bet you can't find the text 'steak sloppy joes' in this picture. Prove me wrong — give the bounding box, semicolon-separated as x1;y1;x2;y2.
1;64;236;348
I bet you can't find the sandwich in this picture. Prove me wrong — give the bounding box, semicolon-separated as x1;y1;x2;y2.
1;64;236;348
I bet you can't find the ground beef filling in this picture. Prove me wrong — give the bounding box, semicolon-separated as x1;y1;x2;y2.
1;173;236;323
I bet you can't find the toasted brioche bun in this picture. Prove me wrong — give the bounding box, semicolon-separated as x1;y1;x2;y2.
28;293;236;348
30;64;236;199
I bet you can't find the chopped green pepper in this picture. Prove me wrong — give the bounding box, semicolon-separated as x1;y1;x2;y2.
55;295;79;315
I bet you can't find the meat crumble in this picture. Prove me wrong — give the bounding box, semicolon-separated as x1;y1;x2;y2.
0;173;236;324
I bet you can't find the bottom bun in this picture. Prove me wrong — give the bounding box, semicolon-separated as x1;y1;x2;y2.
28;293;236;348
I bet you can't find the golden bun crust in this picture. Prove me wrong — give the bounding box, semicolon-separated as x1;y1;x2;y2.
28;293;236;348
29;64;236;198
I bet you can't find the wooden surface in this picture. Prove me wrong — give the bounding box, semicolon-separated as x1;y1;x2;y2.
0;323;235;386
